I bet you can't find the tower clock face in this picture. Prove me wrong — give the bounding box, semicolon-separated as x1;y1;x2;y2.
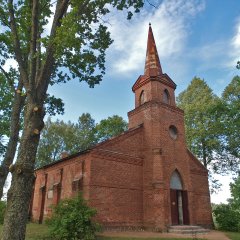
169;125;178;140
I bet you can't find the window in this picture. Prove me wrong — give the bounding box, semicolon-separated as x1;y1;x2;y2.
169;125;178;140
163;89;170;104
170;171;183;190
72;178;83;195
140;90;145;105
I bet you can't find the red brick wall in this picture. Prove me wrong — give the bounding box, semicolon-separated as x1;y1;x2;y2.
89;154;143;226
188;159;213;226
31;153;89;222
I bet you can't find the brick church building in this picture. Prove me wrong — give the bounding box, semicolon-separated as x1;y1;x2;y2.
30;24;213;231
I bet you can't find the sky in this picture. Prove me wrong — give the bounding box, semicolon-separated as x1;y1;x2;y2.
48;0;240;124
3;0;240;203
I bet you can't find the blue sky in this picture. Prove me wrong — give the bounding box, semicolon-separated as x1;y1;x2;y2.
46;1;240;203
48;0;240;124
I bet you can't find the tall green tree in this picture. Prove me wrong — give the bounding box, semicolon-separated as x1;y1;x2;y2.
0;73;14;138
177;77;225;173
75;113;97;151
0;70;26;199
36;113;97;168
36;114;128;168
0;69;64;199
0;1;144;239
96;115;128;141
222;76;240;160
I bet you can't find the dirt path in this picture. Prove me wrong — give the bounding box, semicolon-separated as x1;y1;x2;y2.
99;230;230;240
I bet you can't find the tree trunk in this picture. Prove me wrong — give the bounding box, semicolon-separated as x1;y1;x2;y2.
1;99;44;240
0;82;25;199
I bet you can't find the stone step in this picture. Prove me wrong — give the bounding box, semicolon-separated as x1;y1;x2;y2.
168;225;210;235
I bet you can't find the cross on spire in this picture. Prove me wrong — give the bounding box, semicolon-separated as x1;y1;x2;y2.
144;23;162;76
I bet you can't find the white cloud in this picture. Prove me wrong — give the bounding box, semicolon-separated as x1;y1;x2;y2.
188;17;240;74
231;18;240;66
107;0;206;74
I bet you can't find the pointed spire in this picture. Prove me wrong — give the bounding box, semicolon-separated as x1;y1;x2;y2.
144;23;162;76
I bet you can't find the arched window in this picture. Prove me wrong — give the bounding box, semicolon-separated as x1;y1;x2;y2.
140;90;145;105
170;170;183;190
163;89;170;104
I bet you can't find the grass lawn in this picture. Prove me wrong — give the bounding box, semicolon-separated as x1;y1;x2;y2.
224;231;240;240
0;223;49;240
4;223;240;240
0;223;205;240
97;238;203;240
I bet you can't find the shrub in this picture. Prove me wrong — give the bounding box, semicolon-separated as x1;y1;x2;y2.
0;201;6;224
213;203;240;232
46;194;100;240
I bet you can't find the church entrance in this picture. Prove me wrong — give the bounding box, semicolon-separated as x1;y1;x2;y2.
170;171;189;225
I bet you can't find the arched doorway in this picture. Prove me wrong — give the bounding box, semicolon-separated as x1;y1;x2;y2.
170;170;189;225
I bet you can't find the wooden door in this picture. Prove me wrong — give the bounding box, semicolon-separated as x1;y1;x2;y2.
170;189;179;225
182;190;190;225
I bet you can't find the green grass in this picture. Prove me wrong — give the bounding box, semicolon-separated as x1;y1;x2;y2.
97;238;202;240
0;223;50;240
3;223;240;240
224;231;240;240
0;223;204;240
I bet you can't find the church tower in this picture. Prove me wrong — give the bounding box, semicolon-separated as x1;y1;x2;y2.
128;24;212;229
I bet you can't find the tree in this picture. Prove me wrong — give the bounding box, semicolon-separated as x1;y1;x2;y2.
221;76;240;160
0;72;14;139
0;71;25;199
95;115;128;142
75;113;97;151
36;114;127;168
230;174;240;209
177;77;224;171
36;113;97;168
0;70;64;199
0;2;144;238
213;175;240;232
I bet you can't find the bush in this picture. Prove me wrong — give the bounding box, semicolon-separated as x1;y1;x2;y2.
213;203;240;232
46;194;100;240
0;201;6;224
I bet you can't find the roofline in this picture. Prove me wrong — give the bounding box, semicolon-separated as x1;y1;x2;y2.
35;149;90;170
35;124;143;171
132;74;177;92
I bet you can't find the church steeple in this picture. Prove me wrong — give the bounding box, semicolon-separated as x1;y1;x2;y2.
131;24;177;109
144;23;162;76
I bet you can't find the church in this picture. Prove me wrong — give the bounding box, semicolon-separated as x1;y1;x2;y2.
30;24;213;231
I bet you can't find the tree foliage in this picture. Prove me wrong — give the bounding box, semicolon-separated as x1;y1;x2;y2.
36;114;97;168
177;76;240;191
36;114;127;168
213;175;240;232
46;194;100;240
177;77;223;171
0;73;14;138
95;115;128;142
221;76;240;159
